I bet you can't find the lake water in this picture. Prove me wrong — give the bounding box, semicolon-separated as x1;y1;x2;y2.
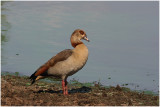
1;1;159;93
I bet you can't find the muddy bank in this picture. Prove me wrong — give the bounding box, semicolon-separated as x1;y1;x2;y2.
1;75;159;106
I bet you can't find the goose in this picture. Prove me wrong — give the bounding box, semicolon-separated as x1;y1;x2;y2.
30;29;89;95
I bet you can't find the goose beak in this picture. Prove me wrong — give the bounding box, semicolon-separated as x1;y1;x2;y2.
83;36;90;42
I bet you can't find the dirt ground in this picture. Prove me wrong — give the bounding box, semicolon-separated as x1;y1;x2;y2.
1;75;159;106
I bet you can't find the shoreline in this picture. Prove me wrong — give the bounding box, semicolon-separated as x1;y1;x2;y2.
1;72;159;106
1;71;158;95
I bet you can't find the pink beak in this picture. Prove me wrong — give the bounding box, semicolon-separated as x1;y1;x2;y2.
83;36;90;42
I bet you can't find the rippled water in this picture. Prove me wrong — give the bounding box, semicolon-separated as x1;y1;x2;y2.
1;1;159;93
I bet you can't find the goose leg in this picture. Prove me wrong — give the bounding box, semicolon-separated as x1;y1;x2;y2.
62;80;66;95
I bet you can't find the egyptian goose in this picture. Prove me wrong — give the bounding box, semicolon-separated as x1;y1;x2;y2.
30;29;89;95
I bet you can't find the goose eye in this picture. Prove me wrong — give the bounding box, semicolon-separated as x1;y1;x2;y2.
79;30;84;35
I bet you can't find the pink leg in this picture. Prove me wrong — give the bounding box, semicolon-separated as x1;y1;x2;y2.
62;80;65;95
62;80;68;95
65;80;68;95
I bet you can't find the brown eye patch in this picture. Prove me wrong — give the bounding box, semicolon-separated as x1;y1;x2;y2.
79;30;84;35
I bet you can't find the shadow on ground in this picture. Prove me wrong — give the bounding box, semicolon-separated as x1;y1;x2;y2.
35;86;92;94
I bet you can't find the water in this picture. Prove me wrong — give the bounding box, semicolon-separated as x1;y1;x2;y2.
1;1;159;93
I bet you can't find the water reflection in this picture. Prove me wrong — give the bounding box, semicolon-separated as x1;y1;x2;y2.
1;1;11;43
1;1;11;65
